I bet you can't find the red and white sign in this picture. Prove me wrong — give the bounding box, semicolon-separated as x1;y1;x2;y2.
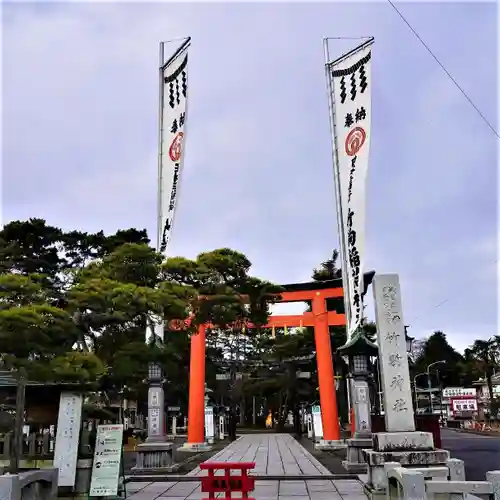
451;397;477;414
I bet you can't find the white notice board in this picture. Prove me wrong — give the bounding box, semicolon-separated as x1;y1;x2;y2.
89;424;124;497
53;392;83;487
205;406;214;440
311;405;323;441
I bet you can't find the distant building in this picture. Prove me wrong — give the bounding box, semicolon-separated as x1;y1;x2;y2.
441;387;477;419
472;373;500;417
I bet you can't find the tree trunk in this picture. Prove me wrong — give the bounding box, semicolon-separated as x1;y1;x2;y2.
239;399;245;426
10;373;26;473
277;394;289;431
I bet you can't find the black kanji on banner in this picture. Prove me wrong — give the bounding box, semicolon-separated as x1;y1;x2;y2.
345;107;367;128
355;107;366;122
340;77;347;104
171;113;186;134
332;51;371;104
164;55;188;110
350;73;357;101
160;220;171;253
346;208;362;326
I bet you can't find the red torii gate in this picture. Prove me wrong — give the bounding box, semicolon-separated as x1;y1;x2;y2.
184;278;352;446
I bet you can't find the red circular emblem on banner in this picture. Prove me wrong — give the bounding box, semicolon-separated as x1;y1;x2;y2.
345;127;366;156
169;132;184;162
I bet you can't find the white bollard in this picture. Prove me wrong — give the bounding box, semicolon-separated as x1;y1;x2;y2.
219;415;225;440
307;414;313;439
172;415;177;437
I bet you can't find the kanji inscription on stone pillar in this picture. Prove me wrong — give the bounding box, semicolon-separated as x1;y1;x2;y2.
372;274;415;432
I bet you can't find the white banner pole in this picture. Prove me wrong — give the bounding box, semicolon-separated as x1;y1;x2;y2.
145;39;190;444
325;37;374;339
323;38;352;333
157;41;166;251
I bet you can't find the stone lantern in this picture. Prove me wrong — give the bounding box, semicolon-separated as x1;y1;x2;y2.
338;329;378;473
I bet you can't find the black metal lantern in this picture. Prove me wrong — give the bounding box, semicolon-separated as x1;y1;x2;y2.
404;325;414;354
338;330;378;378
352;354;369;375
148;362;162;381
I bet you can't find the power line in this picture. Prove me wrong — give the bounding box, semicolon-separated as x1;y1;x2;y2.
408;257;499;325
385;0;499;326
387;0;499;140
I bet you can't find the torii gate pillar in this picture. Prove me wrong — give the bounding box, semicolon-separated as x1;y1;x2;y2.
312;293;341;445
179;324;211;451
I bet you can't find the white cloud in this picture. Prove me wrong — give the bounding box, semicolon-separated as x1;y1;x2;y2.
2;2;497;353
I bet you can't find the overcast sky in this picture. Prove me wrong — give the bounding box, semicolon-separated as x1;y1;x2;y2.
2;2;497;353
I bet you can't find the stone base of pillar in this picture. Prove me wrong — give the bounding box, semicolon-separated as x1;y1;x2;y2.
145;435;168;443
362;448;450;491
132;442;175;472
314;439;346;450
177;442;213;453
342;437;373;474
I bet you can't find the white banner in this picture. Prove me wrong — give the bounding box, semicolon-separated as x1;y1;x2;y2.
327;40;373;336
159;41;190;255
148;40;190;344
53;392;83;487
89;424;124;497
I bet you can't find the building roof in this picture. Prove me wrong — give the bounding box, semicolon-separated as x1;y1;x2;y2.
472;372;500;386
0;369;84;388
337;329;378;356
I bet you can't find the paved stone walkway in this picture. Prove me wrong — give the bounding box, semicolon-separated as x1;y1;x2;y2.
126;434;366;499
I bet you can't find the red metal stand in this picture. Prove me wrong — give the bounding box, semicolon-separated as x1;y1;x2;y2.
200;462;256;500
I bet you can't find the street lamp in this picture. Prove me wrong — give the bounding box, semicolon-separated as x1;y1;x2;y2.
413;372;427;412
146;362;165;442
427;360;445;414
204;384;213;407
148;363;163;381
404;326;414;354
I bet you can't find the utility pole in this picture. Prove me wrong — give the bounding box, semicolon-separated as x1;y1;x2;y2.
427;360;445;415
227;327;237;441
11;369;26;473
252;396;256;427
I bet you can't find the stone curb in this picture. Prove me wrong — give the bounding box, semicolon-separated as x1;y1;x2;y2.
448;428;500;437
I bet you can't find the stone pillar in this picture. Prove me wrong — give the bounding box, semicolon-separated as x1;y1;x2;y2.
343;363;374;473
146;384;166;442
363;274;450;496
352;378;372;437
133;365;174;472
374;275;415;434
